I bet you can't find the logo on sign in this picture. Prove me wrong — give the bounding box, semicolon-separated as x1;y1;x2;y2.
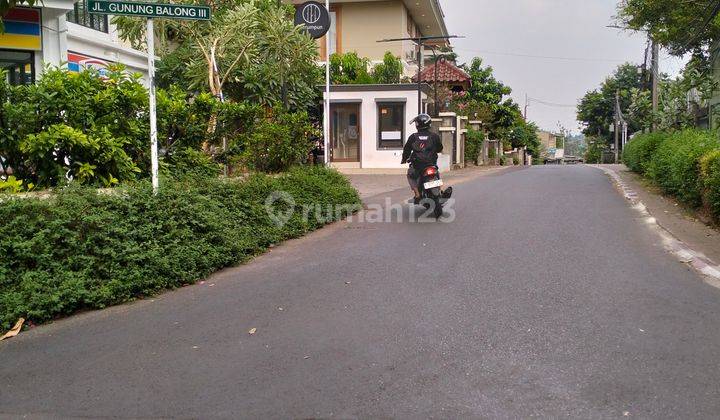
294;1;330;39
302;3;321;24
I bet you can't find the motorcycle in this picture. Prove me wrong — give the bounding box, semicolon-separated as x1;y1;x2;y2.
413;164;451;219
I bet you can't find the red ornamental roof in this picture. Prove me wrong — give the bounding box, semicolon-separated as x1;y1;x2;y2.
415;60;471;84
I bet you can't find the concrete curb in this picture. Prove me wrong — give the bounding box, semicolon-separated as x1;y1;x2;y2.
595;166;720;287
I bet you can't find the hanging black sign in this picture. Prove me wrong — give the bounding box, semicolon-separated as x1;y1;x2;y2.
294;1;330;39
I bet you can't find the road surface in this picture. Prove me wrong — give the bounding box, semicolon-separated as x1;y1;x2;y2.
2;165;720;418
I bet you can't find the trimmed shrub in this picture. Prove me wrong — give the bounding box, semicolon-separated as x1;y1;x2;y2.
622;131;670;174
0;167;360;331
646;129;720;208
701;150;720;220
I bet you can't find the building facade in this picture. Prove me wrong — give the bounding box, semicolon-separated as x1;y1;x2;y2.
286;0;449;78
1;0;148;87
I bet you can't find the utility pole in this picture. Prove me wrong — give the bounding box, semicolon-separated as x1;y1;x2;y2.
614;89;620;164
651;38;659;132
524;94;529;120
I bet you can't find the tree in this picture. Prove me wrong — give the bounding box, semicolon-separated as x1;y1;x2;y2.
618;0;720;55
114;0;319;110
508;119;541;157
329;52;374;84
454;57;522;139
372;52;403;84
577;63;647;144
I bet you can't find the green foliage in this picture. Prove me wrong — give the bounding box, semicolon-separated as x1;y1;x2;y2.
646;129;720;207
0;66;246;188
488;145;497;160
239;108;315;173
700;150;720;219
465;128;485;164
584;139;606;164
0;167;361;331
0;175;32;193
618;0;720;55
622;131;670;174
372;52;403;84
577;63;646;145
165;147;221;179
0;66;148;188
118;0;320;111
453;58;523;140
508;120;541;157
330;52;375;84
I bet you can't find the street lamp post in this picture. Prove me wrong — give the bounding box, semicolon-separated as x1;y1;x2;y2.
377;35;463;115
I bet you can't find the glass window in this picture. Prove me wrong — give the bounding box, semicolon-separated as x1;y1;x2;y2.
378;102;405;149
0;49;34;86
67;1;108;33
329;11;337;55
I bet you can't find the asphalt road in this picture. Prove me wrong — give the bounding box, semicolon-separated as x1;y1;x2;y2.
3;165;720;419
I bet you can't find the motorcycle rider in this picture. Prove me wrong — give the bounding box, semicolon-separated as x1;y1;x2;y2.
401;113;452;204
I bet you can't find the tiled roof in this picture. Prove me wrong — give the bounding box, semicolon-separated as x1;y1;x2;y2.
414;60;471;83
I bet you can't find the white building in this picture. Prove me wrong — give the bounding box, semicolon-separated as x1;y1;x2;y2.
325;84;450;171
1;1;147;87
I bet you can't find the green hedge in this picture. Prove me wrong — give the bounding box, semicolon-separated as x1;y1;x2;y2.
622;132;670;174
701;150;720;220
0;167;360;331
623;129;720;220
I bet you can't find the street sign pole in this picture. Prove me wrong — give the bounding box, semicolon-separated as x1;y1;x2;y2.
147;17;159;193
87;0;210;193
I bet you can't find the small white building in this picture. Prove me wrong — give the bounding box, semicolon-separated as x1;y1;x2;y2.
325;84;450;171
1;2;147;87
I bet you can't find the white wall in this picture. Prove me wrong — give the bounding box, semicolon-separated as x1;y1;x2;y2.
67;22;149;82
30;4;148;83
326;88;428;169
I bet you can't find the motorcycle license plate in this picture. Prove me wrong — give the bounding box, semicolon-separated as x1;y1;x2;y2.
424;179;443;189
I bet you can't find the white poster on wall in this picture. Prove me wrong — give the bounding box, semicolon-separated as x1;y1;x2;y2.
381;131;402;140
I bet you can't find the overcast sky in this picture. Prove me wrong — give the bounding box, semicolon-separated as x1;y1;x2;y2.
442;0;686;134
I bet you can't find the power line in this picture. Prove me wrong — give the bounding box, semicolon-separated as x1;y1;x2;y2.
527;97;577;108
452;47;628;63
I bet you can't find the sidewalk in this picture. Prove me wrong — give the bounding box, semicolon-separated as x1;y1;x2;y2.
598;164;720;265
342;165;514;199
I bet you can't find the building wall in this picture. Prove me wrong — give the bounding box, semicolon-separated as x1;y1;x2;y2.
292;0;421;78
1;4;148;86
66;22;148;81
327;87;427;169
537;131;558;156
340;1;405;60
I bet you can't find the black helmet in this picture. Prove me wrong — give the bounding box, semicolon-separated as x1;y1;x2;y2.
411;113;432;130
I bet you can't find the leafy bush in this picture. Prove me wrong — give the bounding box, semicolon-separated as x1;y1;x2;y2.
0;66;148;188
465;128;484;164
240;108;315;173
622;131;669;174
700;150;720;220
0;166;360;331
165;147;221;179
646;129;719;207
